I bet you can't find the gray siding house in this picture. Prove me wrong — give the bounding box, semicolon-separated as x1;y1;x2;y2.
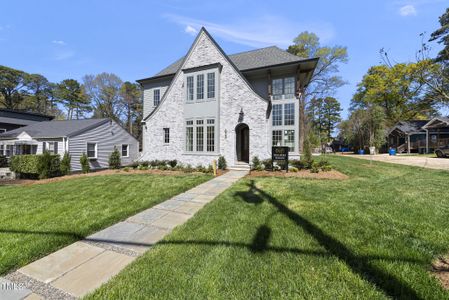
0;119;139;171
138;27;318;167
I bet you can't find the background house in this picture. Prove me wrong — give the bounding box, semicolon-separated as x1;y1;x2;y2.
0;118;139;171
387;118;449;153
0;109;54;133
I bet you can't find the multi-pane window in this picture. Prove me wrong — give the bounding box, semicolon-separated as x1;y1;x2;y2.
153;89;160;106
196;74;204;100
187;76;194;101
121;144;129;157
272;77;295;100
272;130;282;147
272;104;282;126
87;143;97;159
196;120;204;152
163;128;170;144
284;103;295;125
0;144;3;156
284;130;295;152
207;119;215;152
43;142;58;154
5;145;13;157
186;121;194;151
207;72;215;98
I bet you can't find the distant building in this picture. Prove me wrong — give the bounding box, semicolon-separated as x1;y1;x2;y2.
0;109;54;133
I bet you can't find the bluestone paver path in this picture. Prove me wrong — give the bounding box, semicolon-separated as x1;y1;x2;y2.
1;170;248;299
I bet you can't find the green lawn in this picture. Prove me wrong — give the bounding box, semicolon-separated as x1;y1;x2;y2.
88;157;449;299
0;173;211;275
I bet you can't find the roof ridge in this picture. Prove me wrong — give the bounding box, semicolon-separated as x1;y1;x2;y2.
228;45;278;56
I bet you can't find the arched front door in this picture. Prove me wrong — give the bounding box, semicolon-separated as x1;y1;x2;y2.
235;123;249;163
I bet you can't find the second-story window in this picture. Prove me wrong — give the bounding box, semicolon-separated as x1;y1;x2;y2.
272;104;282;126
272;77;295;100
153;89;160;106
196;74;204;100
187;76;194;101
207;72;215;99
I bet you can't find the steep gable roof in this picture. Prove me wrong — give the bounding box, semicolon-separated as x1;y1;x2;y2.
143;27;270;121
0;118;110;139
141;46;315;83
389;120;429;135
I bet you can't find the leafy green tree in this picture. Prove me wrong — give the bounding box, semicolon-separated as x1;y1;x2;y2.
0;65;29;109
308;97;342;143
351;62;436;126
287;32;348;152
55;79;91;119
120;81;142;136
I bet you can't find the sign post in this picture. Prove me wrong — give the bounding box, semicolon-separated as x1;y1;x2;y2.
272;146;289;172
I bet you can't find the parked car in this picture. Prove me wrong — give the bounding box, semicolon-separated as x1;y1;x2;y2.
435;145;449;158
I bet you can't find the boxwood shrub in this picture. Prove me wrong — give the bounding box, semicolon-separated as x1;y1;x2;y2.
10;152;61;179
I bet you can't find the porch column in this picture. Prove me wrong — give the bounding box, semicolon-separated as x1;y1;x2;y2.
426;129;429;154
407;135;411;154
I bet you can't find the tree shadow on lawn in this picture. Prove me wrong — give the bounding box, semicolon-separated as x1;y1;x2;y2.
232;180;424;299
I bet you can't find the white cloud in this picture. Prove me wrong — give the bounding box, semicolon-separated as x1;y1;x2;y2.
52;40;67;46
184;25;198;36
399;4;417;16
165;14;335;48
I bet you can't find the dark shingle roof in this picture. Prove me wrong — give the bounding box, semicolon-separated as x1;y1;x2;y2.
154;46;308;77
392;120;429;134
0;118;109;139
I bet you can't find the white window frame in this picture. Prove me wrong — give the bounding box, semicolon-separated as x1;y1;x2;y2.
0;144;4;156
184;117;217;154
43;141;58;155
86;142;98;159
185;69;218;103
121;144;129;157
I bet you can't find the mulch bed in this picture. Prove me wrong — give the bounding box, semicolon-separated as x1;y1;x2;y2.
0;169;225;186
247;169;348;180
432;256;449;290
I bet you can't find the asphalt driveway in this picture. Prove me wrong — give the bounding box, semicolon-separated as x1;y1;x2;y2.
347;154;449;171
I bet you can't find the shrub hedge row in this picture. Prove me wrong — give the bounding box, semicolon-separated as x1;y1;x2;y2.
10;153;61;179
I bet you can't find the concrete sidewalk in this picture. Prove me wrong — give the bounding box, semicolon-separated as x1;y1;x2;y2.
1;170;248;300
347;154;449;171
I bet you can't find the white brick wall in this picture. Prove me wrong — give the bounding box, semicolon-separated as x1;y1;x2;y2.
141;31;270;166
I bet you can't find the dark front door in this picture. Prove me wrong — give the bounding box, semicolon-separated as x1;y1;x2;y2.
236;124;249;163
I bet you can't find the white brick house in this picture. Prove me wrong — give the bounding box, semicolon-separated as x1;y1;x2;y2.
138;28;318;167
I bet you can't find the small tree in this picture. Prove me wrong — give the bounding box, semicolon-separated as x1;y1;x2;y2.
109;147;121;169
80;153;90;174
60;152;71;175
303;136;313;164
217;155;227;170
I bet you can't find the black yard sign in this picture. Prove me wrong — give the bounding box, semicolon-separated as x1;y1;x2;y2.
272;146;289;172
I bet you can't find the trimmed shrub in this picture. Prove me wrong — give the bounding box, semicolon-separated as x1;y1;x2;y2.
251;156;262;171
310;161;320;173
168;160;178;168
129;161;140;169
123;167;130;172
206;164;214;174
60;152;71;175
184;164;194;173
80;153;90;174
0;155;8;167
290;159;308;170
196;164;206;173
140;161;150;168
290;166;299;173
217;155;227;170
261;159;272;171
109;147;121;169
10;153;60;179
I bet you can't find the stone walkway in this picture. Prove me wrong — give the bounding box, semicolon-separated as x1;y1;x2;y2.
1;170;248;300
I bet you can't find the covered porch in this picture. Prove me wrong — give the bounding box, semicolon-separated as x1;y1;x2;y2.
0;140;39;157
422;117;449;153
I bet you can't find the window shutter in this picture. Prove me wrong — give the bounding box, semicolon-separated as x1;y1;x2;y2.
54;142;58;154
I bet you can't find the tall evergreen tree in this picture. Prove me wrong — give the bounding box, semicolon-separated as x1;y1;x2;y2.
55;79;91;119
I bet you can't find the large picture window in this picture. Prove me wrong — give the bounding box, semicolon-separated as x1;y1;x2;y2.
87;143;97;159
272;104;282;126
272;77;295;100
284;103;295;126
185;70;217;102
184;118;216;153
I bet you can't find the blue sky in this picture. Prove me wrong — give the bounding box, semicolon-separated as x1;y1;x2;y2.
0;0;447;117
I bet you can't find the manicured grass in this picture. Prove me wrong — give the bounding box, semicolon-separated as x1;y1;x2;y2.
0;173;211;275
89;157;449;299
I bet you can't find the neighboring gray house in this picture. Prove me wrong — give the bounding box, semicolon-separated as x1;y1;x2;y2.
137;27;318;167
0;109;54;133
0;118;139;171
